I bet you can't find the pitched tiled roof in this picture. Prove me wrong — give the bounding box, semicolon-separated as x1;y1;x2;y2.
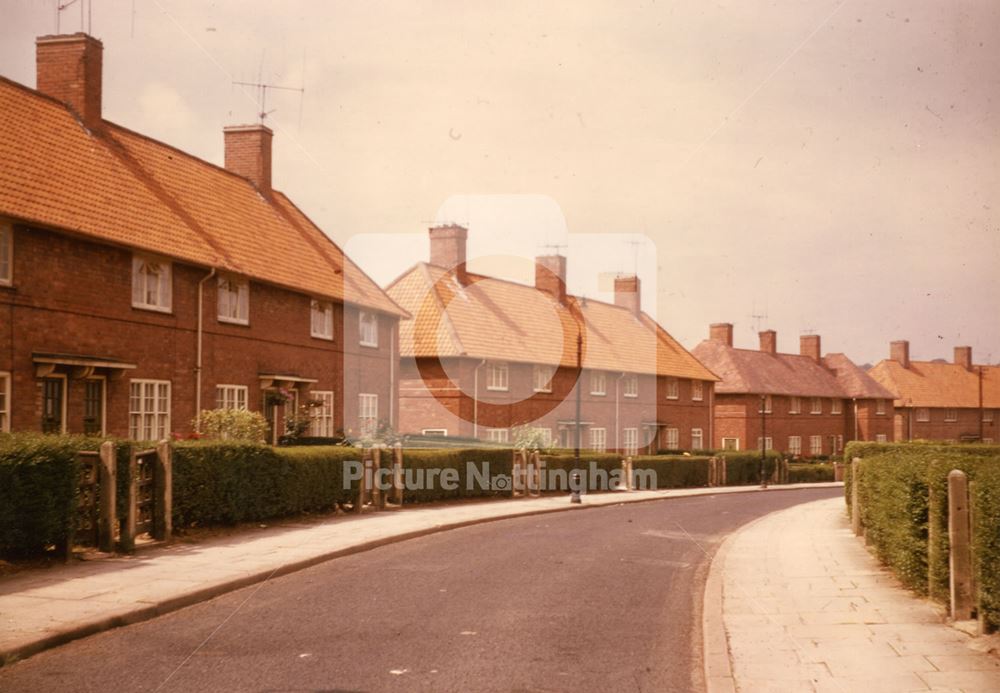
0;76;405;317
387;262;718;380
868;360;1000;408
691;340;889;399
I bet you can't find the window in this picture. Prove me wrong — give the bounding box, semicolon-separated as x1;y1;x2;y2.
722;437;740;451
0;372;10;432
756;437;773;451
589;427;607;452
358;393;378;435
662;427;679;450
691;428;704;450
788;436;802;455
532;364;553;393
691;380;704;402
41;377;65;433
810;397;822;414
310;300;334;340
422;429;448;436
623;374;638;398
308;391;335;437
590;371;606;396
0;221;11;285
944;408;958;422
132;255;172;312
215;385;248;411
983;409;994;423
876;399;886;415
129;380;170;440
835;435;843;453
487;362;509;391
875;434;888;443
665;377;679;400
810;435;822;455
486;428;509;443
217;275;249;324
623;428;639;455
359;311;379;347
983;438;994;444
83;379;105;435
831;399;842;415
789;397;801;414
916;407;930;422
757;395;772;413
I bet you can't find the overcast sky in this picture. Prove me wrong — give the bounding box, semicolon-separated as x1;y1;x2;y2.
2;0;998;365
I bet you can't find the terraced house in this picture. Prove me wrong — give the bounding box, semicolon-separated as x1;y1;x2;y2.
868;341;999;443
386;225;718;453
0;33;406;441
692;324;895;455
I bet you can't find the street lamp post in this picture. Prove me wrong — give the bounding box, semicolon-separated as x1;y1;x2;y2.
760;394;768;489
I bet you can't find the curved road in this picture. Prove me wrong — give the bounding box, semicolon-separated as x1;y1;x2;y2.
0;488;839;692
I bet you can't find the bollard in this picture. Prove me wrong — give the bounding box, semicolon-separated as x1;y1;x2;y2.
372;446;384;509
98;441;117;552
392;442;404;506
570;471;582;504
851;458;862;536
528;450;542;497
626;456;634;491
948;469;975;621
153;439;172;541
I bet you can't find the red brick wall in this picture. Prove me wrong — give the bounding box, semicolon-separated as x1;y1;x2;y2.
0;223;397;438
895;407;998;442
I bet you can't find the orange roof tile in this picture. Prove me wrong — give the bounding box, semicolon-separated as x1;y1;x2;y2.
868;359;1000;408
387;263;718;380
0;76;405;317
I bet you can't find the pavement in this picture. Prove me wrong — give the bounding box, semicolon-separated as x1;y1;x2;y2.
0;481;834;667
703;496;1000;693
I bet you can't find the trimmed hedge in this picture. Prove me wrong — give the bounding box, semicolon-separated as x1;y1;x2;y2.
788;462;835;484
400;448;513;502
718;450;783;485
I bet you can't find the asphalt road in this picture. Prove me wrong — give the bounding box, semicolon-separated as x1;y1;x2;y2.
0;487;839;693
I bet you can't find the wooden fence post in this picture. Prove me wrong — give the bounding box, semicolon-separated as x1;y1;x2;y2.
392;442;404;506
851;457;862;537
528;450;542;497
372;446;384;509
153;440;172;541
948;469;975;621
120;447;137;552
98;441;117;552
355;448;369;514
512;449;524;497
719;456;727;486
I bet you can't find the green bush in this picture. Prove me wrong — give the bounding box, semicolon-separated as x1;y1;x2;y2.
718;450;783;485
196;408;268;442
0;433;98;556
401;448;513;502
633;455;712;488
788;462;835;483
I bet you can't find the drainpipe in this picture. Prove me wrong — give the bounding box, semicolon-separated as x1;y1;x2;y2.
472;359;486;439
708;382;714;450
852;398;859;441
195;267;217;432
615;372;626;452
389;321;396;429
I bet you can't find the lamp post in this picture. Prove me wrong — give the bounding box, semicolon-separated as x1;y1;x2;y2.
760;394;768;489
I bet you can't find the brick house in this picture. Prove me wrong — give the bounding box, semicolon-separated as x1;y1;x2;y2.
385;225;718;453
867;341;1000;443
0;33;406;442
692;324;895;455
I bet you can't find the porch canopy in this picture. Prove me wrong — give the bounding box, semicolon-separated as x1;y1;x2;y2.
33;352;137;379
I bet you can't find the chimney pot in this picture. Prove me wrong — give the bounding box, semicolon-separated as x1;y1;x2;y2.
954;346;972;371
613;275;640;314
890;340;910;369
535;255;567;303
428;224;468;284
759;330;777;355
36;33;103;129
800;334;821;363
710;323;733;347
223;124;273;193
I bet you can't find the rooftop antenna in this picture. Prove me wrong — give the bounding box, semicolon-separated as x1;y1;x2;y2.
749;300;769;335
540;242;567;256
624;237;642;275
233;52;306;125
56;0;88;33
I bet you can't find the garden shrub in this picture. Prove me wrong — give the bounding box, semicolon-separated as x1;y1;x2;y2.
788;462;835;483
196;408;268;443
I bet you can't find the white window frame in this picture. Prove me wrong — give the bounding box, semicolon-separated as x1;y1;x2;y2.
875;434;888;443
131;255;172;313
831;399;843;415
590;370;606;396
691;380;703;402
0;221;12;286
487;361;509;391
308;390;335;437
810;435;822;455
0;371;10;432
983;437;994;444
217;275;249;325
876;399;886;415
757;395;772;414
422;428;448;436
623;374;639;398
215;384;248;411
662;427;679;450
983;409;995;423
944;408;958;422
532;364;553;393
665;377;679;400
310;299;334;340
486;428;509;443
129;379;171;441
623;427;639;455
916;407;930;422
756;436;773;451
691;428;704;451
788;436;802;455
358;393;378;435
722;437;740;451
589;427;607;452
359;311;379;347
810;397;822;415
789;397;801;414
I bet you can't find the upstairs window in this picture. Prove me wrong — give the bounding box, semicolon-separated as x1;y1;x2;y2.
217;276;249;325
0;221;11;285
623;374;639;398
789;397;802;414
590;371;606;396
665;377;679;400
831;399;843;415
984;410;995;423
757;395;773;414
876;399;886;415
810;397;822;414
359;311;378;347
132;256;172;312
532;364;553;393
916;407;930;422
487;362;509;391
311;300;334;340
691;380;704;402
944;408;958;422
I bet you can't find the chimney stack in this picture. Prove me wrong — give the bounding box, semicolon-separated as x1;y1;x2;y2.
759;330;777;355
890;340;910;369
36;33;104;130
613;275;640;314
710;323;733;347
428;224;468;284
223;124;273;194
800;334;821;363
954;346;973;371
535;255;567;304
